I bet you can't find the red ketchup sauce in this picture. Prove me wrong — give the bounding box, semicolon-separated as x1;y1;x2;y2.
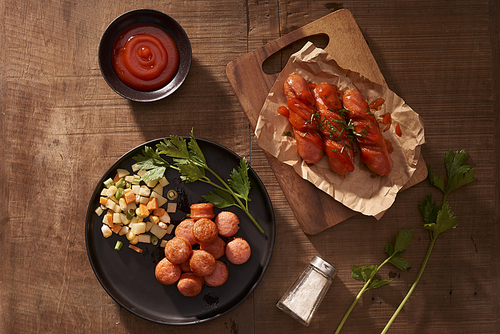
111;24;179;91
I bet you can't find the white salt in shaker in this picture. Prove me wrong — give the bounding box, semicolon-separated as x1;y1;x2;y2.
276;256;337;326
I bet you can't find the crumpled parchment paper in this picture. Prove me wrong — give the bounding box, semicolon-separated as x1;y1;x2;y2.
255;42;425;217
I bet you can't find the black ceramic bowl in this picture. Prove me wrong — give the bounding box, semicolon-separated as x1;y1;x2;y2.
99;9;192;102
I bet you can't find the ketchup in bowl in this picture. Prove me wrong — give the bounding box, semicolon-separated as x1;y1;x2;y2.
111;24;179;91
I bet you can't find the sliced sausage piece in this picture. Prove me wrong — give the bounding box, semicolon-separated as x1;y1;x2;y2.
190;203;215;220
189;250;216;276
155;258;181;285
200;236;226;259
165;237;192;264
203;260;229;287
191;218;218;245
177;273;204;297
174;219;197;245
225;238;251;265
214;211;240;237
179;260;192;273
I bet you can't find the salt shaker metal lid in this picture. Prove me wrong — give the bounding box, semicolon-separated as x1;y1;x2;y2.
310;256;337;279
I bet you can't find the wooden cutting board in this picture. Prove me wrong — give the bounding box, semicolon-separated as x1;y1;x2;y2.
226;9;427;235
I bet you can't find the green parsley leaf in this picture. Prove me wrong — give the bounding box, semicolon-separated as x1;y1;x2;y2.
419;193;440;224
351;265;376;283
228;158;251;202
368;279;392;290
393;229;414;253
132;146;170;182
202;188;236;208
423;201;457;240
388;256;411;271
157;135;190;159
445;149;475;194
187;130;207;167
428;164;445;193
174;159;206;183
385;229;413;271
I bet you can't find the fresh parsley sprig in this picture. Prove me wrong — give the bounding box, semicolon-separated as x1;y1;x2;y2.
132;130;264;234
335;229;414;334
380;149;475;333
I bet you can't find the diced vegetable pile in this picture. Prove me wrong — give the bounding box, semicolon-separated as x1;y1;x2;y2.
95;164;178;253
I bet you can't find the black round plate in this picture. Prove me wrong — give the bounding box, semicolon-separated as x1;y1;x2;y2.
85;138;275;325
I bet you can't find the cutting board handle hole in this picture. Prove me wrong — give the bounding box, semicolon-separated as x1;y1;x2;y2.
261;34;329;75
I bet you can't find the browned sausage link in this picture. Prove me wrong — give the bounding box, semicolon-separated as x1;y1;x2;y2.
313;83;355;176
342;89;393;176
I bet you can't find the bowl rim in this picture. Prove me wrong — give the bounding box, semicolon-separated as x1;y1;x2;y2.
98;9;192;102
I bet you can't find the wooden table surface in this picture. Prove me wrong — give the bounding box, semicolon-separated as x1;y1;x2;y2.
1;1;498;333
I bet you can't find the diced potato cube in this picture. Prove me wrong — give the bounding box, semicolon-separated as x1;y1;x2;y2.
106;186;118;197
119;226;129;236
127;202;137;211
124;175;135;183
150;215;160;224
139;185;150;197
105;199;117;212
150;191;167;207
95;206;104;216
101;225;112;238
131;222;146;235
116;168;130;178
159;212;171;224
120;213;129;225
109;196;119;204
131;184;141;194
145;220;153;232
152;183;163;196
119;198;128;211
130;235;139;245
166;224;175;234
139;196;149;205
138;234;151;243
146;179;158;188
160;239;168;248
126;230;135;241
159;176;169;187
151;224;168;239
131;163;140;172
113;212;121;224
100;188;108;196
167;202;177;213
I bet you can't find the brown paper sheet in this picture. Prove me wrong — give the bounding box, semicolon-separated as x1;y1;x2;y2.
255;42;425;217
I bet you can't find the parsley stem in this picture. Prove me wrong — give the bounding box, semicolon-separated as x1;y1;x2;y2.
335;255;394;334
204;166;265;234
380;238;436;334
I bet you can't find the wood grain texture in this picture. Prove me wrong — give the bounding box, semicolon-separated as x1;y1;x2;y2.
0;0;498;333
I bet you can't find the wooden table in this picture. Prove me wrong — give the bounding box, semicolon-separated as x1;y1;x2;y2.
1;1;498;333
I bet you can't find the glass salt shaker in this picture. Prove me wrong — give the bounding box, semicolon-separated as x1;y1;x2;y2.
276;256;337;326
